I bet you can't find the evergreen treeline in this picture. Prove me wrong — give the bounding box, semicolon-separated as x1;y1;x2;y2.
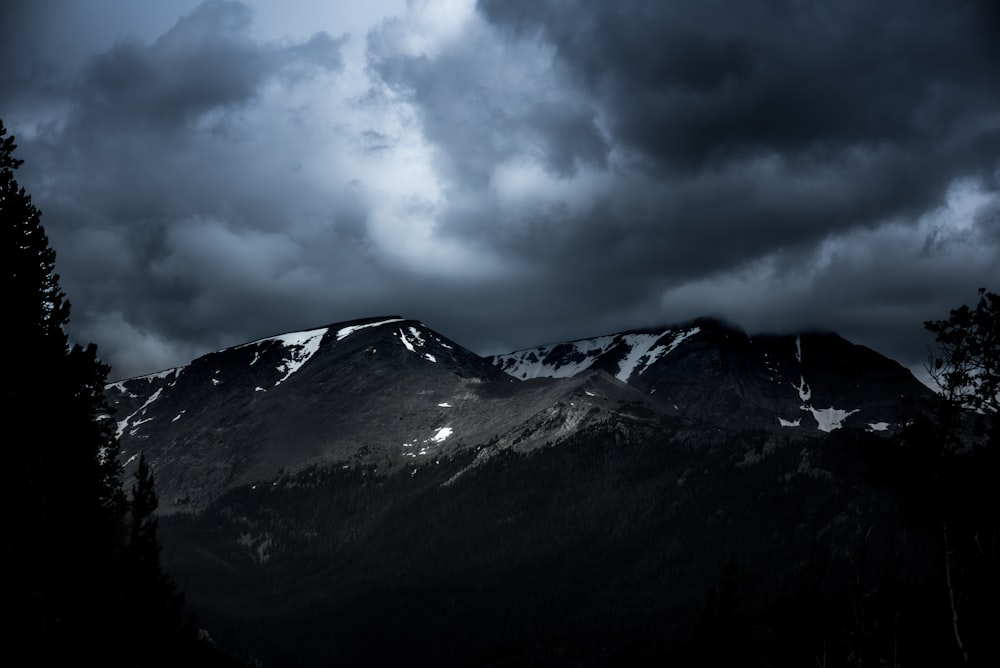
2;120;238;666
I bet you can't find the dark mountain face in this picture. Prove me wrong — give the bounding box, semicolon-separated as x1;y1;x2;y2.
109;316;931;513
491;317;933;431
108;316;673;512
106;315;953;667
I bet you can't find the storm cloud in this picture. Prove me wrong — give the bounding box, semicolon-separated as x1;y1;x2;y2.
2;0;998;380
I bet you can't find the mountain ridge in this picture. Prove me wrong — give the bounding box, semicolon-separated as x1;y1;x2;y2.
97;314;974;668
106;313;932;515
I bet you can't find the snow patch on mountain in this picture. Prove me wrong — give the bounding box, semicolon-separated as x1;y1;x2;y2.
615;327;701;381
407;327;427;347
430;427;453;442
793;376;812;403
335;317;405;341
233;326;330;386
272;328;328;385
808;406;860;432
129;416;154;436
616;334;669;381
493;335;616;379
116;387;164;438
790;365;861;433
631;327;701;379
107;367;182;393
494;327;701;381
397;326;437;362
792;373;858;432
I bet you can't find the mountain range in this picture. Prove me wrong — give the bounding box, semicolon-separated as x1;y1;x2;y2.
105;315;949;667
107;315;930;512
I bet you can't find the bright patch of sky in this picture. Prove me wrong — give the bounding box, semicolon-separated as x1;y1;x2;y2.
489;158;611;215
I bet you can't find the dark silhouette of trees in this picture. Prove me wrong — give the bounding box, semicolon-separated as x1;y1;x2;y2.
120;454;191;662
920;288;999;666
3;119;233;665
925;288;999;418
3;117;125;658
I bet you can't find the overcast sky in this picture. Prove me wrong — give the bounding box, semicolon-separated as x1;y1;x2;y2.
3;0;998;381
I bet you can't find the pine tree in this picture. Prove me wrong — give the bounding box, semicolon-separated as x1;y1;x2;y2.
921;288;999;666
925;288;999;418
124;453;187;659
3;116;126;658
3;118;229;666
3;119;243;666
131;454;163;573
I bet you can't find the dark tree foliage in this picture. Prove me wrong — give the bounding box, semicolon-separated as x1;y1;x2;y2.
3;117;123;657
925;288;999;418
122;454;189;661
916;288;999;667
131;454;163;571
2;120;236;666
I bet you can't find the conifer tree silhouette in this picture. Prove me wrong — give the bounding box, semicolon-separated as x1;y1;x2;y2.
3;119;232;666
3;117;126;658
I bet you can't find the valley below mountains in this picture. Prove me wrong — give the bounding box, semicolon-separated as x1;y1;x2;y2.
106;316;991;667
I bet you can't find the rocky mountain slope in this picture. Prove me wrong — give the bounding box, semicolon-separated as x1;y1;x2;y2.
492;317;931;432
107;315;930;513
103;314;963;667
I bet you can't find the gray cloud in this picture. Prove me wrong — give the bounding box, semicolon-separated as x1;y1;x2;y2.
479;0;1000;165
2;0;998;380
2;1;366;377
362;0;999;367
